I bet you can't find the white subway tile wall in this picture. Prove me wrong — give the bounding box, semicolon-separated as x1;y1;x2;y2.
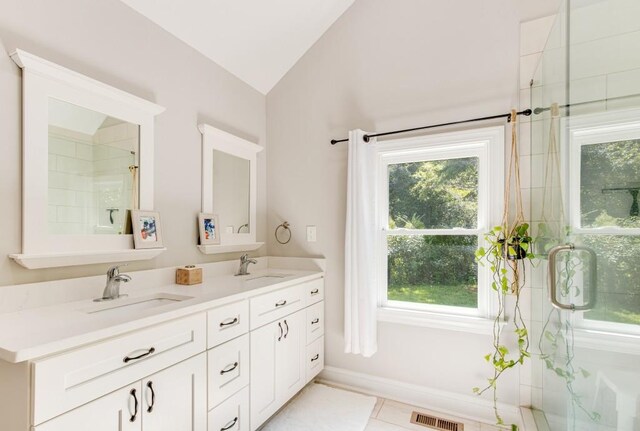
47;122;138;235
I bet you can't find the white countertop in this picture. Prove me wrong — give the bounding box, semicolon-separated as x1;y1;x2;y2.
0;268;323;363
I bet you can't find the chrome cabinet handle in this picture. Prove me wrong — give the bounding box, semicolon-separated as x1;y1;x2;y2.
146;381;155;413
310;289;319;295
311;318;320;325
220;362;239;375
129;388;139;422
311;354;320;362
124;347;155;363
220;317;239;328
275;300;287;307
220;417;238;431
548;243;597;311
278;322;283;341
284;319;289;339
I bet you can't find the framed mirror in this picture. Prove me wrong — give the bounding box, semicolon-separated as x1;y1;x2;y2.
9;49;165;268
199;124;264;253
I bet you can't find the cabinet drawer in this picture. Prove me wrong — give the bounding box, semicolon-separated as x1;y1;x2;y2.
32;313;206;425
306;336;324;383
250;285;304;330
303;277;324;306
208;386;249;431
306;301;324;345
208;300;249;348
208;334;250;409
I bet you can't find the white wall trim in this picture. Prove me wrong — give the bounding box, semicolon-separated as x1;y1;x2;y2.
317;365;523;428
377;307;503;335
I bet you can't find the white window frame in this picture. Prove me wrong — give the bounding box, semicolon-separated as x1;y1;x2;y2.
564;108;640;336
566;108;640;236
373;126;504;332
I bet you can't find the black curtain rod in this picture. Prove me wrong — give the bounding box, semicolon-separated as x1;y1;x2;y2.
533;93;640;114
330;109;532;145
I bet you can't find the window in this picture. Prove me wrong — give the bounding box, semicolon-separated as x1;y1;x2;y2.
375;127;504;321
565;110;640;333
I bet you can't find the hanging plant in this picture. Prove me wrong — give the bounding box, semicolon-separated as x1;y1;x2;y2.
473;110;534;425
538;251;601;426
534;103;600;426
534;103;564;259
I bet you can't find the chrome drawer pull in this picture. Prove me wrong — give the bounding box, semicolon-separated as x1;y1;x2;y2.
220;317;239;328
275;300;287;307
310;289;319;295
220;362;239;375
311;318;320;325
311;354;320;362
129;388;139;422
123;347;155;363
221;417;238;431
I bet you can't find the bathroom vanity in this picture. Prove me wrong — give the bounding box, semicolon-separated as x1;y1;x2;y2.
0;258;325;431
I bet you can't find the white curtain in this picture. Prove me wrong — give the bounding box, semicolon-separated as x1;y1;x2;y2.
344;129;378;357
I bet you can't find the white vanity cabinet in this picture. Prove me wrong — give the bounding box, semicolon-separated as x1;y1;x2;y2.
206;300;251;431
249;278;325;431
33;384;141;431
0;270;325;431
34;352;207;431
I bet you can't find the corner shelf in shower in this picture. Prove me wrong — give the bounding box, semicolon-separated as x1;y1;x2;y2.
197;242;264;255
8;248;167;269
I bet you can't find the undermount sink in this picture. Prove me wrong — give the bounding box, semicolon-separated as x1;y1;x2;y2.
245;273;290;281
82;293;193;317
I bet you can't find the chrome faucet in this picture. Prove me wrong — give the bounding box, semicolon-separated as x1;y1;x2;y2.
236;254;257;276
95;265;131;301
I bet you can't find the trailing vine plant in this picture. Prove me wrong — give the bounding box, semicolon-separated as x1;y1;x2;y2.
538;250;601;428
473;110;534;425
534;103;600;427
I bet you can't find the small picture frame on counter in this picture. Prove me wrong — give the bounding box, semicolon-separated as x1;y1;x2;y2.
198;213;220;245
131;210;164;249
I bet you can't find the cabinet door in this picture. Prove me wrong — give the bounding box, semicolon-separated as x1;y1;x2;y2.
250;320;280;430
141;353;207;431
276;310;306;403
34;383;142;431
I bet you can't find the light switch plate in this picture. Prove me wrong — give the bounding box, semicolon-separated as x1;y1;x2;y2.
306;226;317;242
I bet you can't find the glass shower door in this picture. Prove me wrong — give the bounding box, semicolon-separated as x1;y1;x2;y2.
530;0;640;430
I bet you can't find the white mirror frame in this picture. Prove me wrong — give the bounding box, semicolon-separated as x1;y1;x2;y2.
199;124;264;254
9;50;165;268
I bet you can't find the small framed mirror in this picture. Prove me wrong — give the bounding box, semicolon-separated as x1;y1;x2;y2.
9;50;165;268
199;124;264;253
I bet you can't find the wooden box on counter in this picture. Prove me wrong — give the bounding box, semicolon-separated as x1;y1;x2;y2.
176;265;203;285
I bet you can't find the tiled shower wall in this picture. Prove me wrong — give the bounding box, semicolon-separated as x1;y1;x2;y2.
47;122;137;235
48;126;95;235
518;14;557;411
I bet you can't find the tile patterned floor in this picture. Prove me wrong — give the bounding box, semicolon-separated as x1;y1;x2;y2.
364;397;508;431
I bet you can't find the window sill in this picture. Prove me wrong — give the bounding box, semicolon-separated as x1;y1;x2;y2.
573;328;640;355
377;307;503;335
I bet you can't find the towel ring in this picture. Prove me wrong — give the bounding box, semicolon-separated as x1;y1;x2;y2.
275;222;291;245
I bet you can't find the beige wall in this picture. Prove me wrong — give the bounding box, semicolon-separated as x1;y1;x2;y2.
0;0;266;286
266;0;528;403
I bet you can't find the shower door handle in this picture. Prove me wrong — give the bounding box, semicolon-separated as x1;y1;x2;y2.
548;243;597;311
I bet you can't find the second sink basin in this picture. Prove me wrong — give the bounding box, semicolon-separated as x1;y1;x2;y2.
83;293;193;318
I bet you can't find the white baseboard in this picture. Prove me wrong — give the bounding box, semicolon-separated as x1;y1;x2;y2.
318;366;526;429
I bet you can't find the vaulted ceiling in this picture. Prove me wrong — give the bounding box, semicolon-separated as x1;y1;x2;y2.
119;0;356;94
119;0;563;95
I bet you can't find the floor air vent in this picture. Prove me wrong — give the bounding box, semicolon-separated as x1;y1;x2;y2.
410;411;464;431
